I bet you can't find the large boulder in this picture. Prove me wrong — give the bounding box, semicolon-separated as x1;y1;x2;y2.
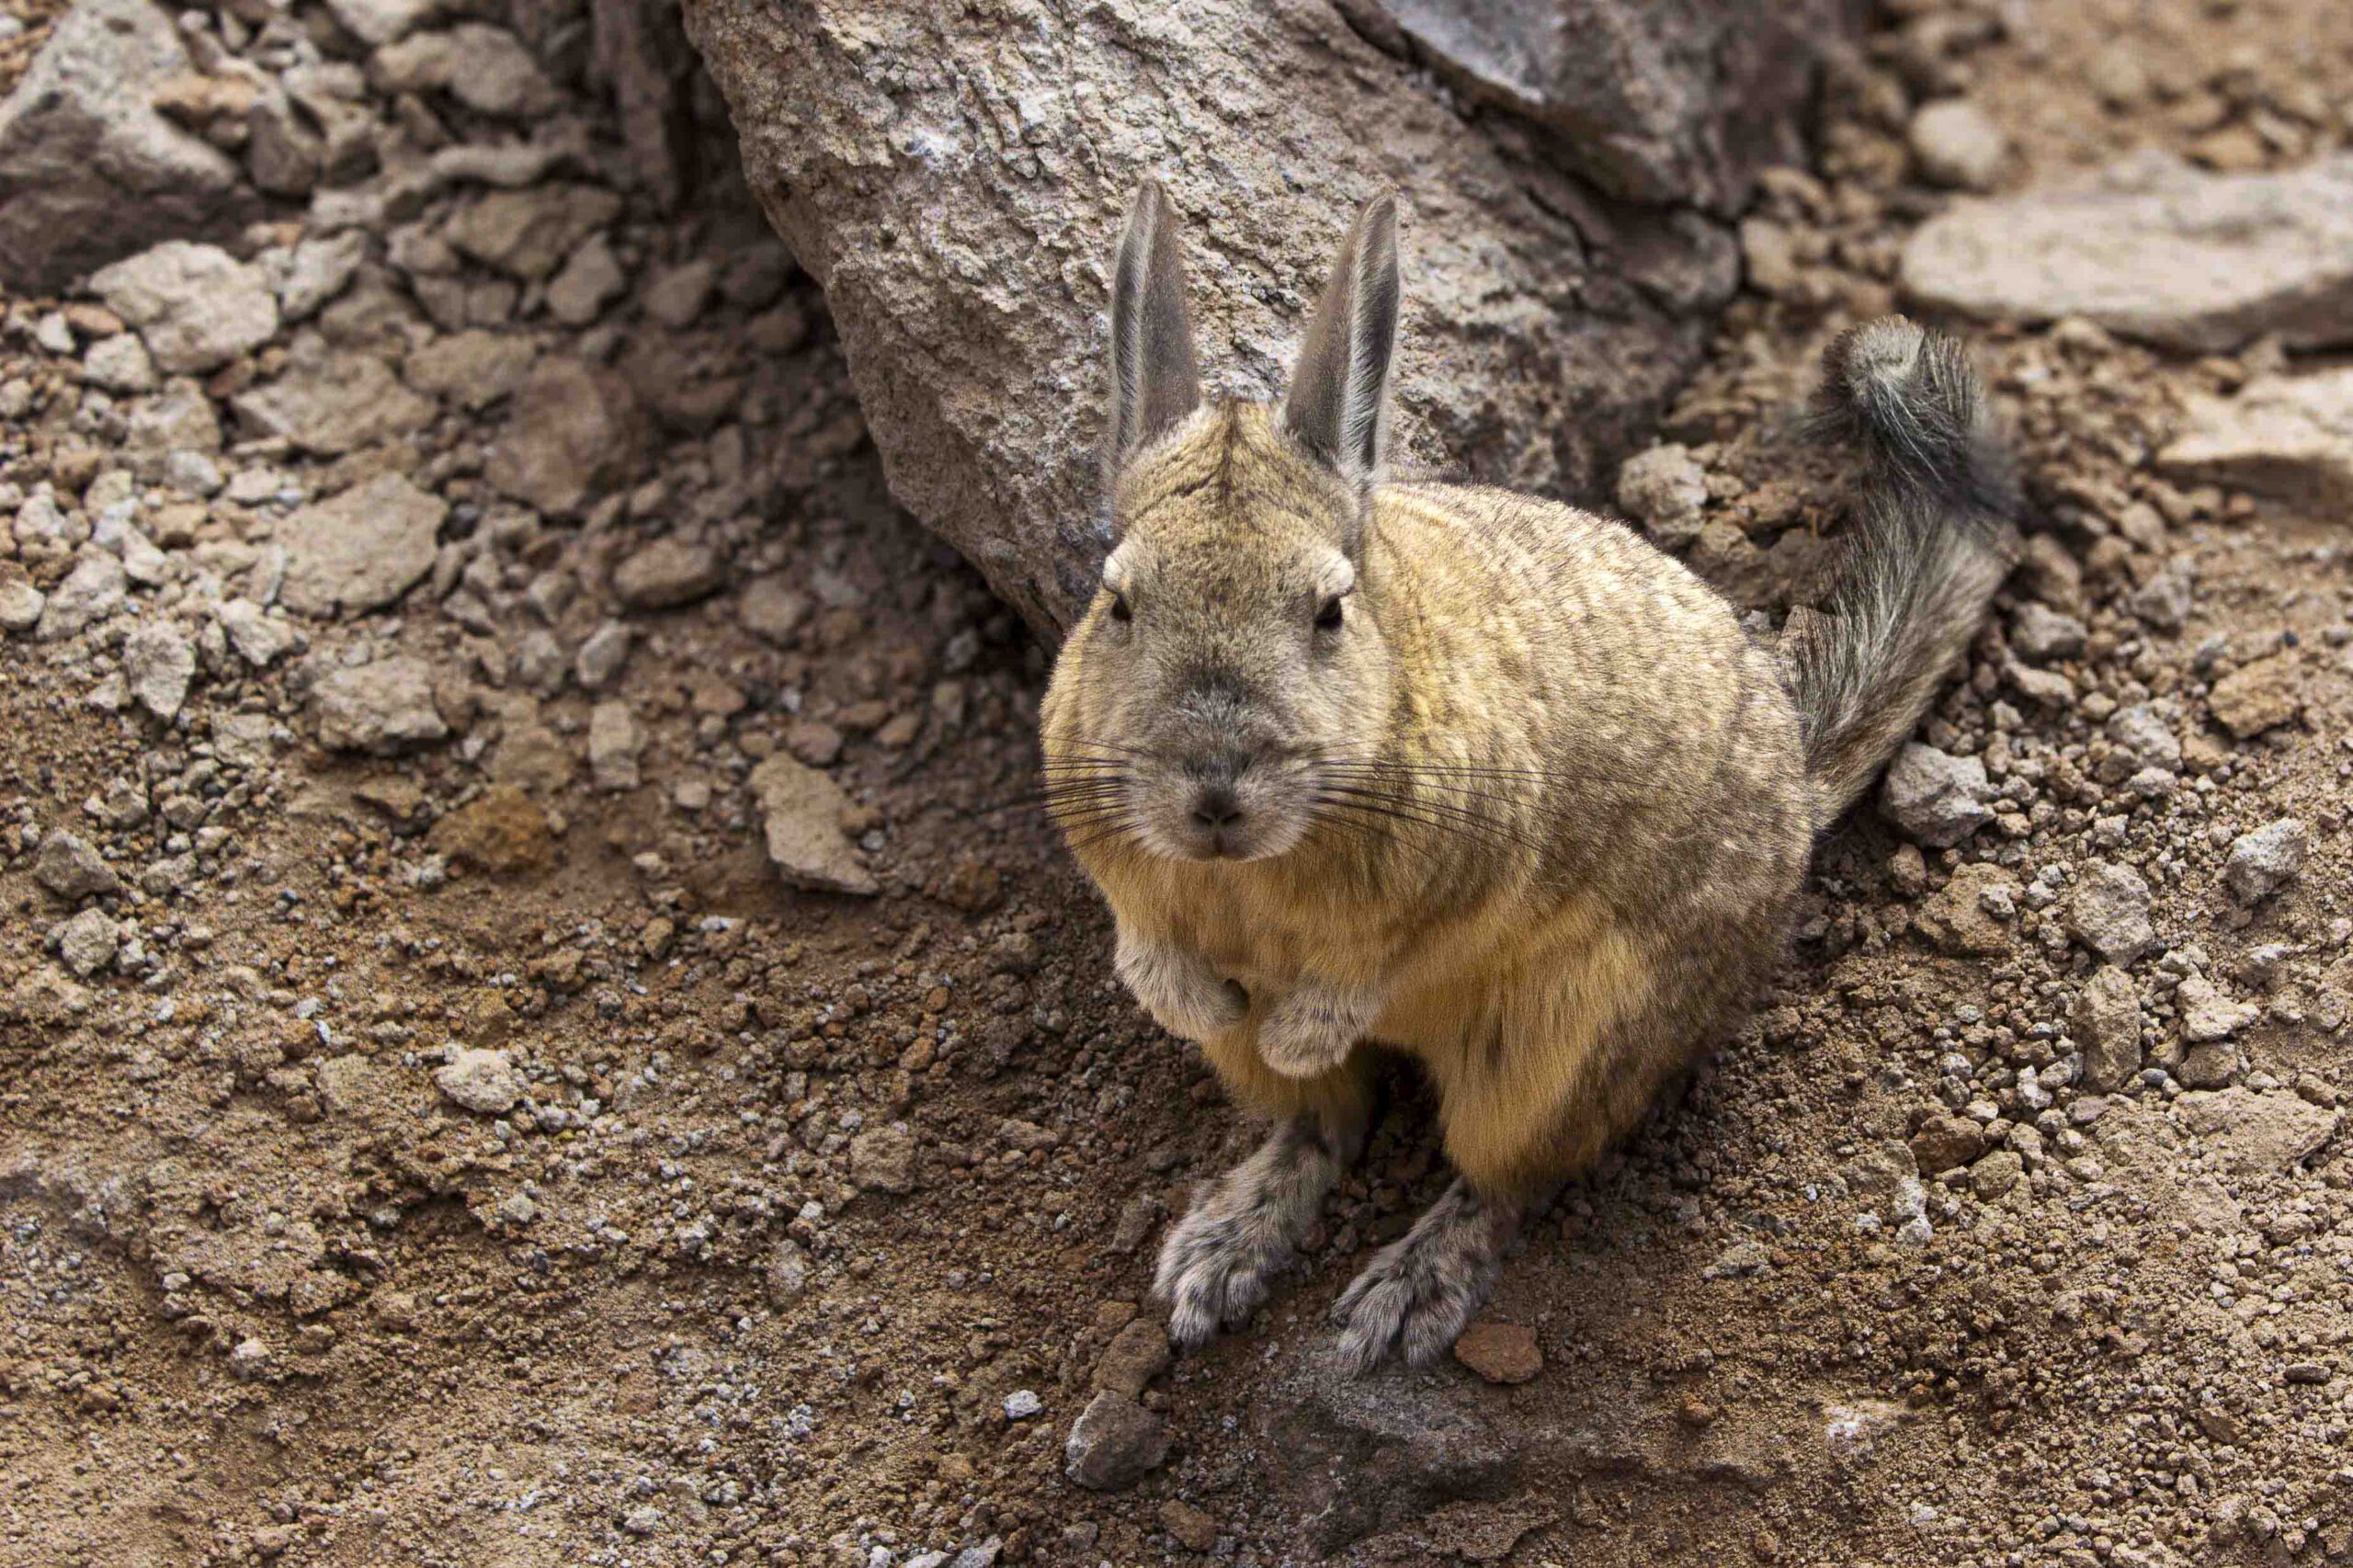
683;0;1853;635
0;0;259;294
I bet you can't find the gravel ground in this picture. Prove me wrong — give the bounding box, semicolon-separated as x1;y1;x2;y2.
4;1;2353;1565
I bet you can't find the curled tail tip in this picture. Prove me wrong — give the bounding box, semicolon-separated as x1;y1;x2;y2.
1812;314;2015;511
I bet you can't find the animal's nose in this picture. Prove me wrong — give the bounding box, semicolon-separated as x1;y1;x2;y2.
1189;784;1245;831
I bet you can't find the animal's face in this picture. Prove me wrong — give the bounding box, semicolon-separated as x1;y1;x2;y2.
1051;408;1395;863
1043;182;1404;867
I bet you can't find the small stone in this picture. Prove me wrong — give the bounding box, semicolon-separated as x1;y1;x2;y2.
2285;1363;2334;1386
35;831;119;900
2177;977;2257;1043
2107;702;2182;770
1968;1149;2023;1200
1003;1389;1044;1421
765;1243;811;1305
1908;1113;1986;1174
404;329;538;410
642;259;717;329
750;753;878;896
434;1048;524;1115
233;338;435;457
82;334;156;393
426;784;551;875
2160;367;2353;512
1909;99;2006;191
371;24;559;118
2127;564;2194;632
1879;743;1990;847
2068;862;2156;964
850;1123;917;1194
0;569;44;633
36;551;127;641
2224;818;2308;905
1913;862;2018;956
311;656;449;754
91;242;278;374
545;233;627;326
1452;1318;1543;1382
444;183;624;281
123;620;194;721
484;358;648;515
1063;1390;1169;1492
1092;1319;1171;1398
53;907;119;977
277;473;446;618
612;538;723;611
2178;1040;2239;1090
575;620;633;690
2176;1087;2340;1173
2209;654;2300;738
587;700;643;792
2009;601;2086;663
216;600;301;667
2074;968;2142;1092
1615;444;1709;549
322;0;438;45
1159;1501;1219;1553
738;574;811;644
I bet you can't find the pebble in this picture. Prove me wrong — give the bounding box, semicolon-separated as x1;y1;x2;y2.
849;1123;916;1194
1908;99;2006;191
2067;862;2156;964
36;830;121;900
1003;1390;1043;1421
1615;444;1709;549
750;752;878;896
90;241;279;373
587;700;643;792
612;539;724;611
36;551;127;641
1879;743;1990;846
2224;818;2308;905
123;620;195;720
1453;1318;1543;1382
1092;1318;1171;1398
2177;977;2257;1043
54;907;119;977
575;619;633;690
2208;654;2301;738
1063;1390;1169;1491
2074;968;2143;1092
311;656;449;754
434;1048;525;1115
2161;368;2353;511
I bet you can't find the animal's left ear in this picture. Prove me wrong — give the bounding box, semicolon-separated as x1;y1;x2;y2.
1281;194;1401;488
1104;180;1203;479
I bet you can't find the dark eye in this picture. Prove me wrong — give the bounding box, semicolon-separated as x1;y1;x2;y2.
1108;592;1131;623
1315;596;1345;631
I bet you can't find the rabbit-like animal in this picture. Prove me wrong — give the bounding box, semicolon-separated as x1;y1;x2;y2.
1040;183;2019;1369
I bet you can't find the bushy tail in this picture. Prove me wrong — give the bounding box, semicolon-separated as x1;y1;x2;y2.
1782;317;2022;831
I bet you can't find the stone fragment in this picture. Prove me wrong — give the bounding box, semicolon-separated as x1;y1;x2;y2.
2074;969;2142;1093
1452;1319;1542;1384
2224;818;2308;905
1615;443;1709;549
311;656;448;754
1908;1113;1986;1174
35;552;126;641
54;907;119;978
427;785;552;875
91;242;278;374
1909;99;2006;190
2176;1088;2339;1173
123;620;194;720
611;539;722;611
546;233;627;325
2068;862;2156;964
1968;1149;2022;1200
233;338;434;456
36;831;120;901
444;184;624;280
1879;743;1990;847
2208;654;2300;739
404;330;538;409
435;1048;524;1115
2177;977;2257;1044
277;473;446;618
749;754;877;896
587;700;643;792
484;358;648;515
849;1123;916;1194
1092;1319;1171;1398
1063;1390;1169;1492
0;0;256;293
371;25;560;117
1902;152;2353;352
1913;862;2018;956
2161;369;2353;513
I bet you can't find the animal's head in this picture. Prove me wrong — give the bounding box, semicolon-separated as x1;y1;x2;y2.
1044;182;1405;865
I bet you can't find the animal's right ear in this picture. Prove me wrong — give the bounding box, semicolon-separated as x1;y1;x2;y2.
1104;180;1202;479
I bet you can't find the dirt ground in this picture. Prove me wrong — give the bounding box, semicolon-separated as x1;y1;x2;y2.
5;0;2353;1564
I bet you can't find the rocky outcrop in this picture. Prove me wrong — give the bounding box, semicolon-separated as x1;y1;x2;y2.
684;0;1851;635
0;0;259;293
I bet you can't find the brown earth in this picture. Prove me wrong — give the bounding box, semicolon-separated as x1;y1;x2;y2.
5;0;2353;1565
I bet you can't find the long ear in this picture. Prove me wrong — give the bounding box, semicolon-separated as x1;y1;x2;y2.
1281;194;1401;487
1104;180;1202;477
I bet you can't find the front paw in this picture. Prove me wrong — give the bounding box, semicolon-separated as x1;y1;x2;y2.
1116;937;1245;1041
1257;984;1374;1079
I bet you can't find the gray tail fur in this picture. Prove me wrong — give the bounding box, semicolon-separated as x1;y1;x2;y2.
1783;317;2022;831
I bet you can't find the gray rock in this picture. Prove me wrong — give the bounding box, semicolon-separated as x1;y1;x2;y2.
1615;443;1709;549
738;575;811;645
91;243;279;375
371;24;560;118
0;571;45;634
322;0;440;45
215;599;302;667
642;258;717;329
750;753;877;896
82;334;157;393
2074;968;2142;1093
2159;369;2353;513
233;337;436;456
546;233;627;326
574;620;633;689
682;0;1826;633
435;1048;524;1114
2105;702;2181;771
2224;818;2309;905
2068;862;2156;964
1003;1389;1044;1421
0;0;257;293
277;474;447;619
2009;601;2086;663
262;233;368;324
311;656;449;754
444;184;623;280
404;330;538;410
36;831;120;901
123;620;194;721
2177;977;2256;1044
54;907;119;978
1063;1390;1169;1492
849;1123;916;1194
1902;152;2353;353
611;538;722;611
35;552;127;641
586;700;643;792
1878;743;1990;847
765;1242;811;1305
2176;1087;2339;1174
1909;99;2006;191
484;358;648;516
